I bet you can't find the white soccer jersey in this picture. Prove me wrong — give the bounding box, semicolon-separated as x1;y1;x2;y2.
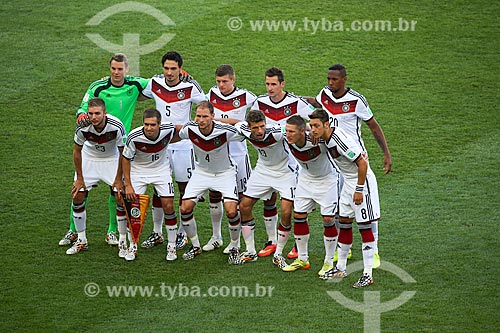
208;86;257;156
123;123;176;175
316;87;374;151
323;126;366;181
234;122;296;173
252;92;316;126
178;120;243;174
74;114;126;159
143;75;206;150
286;134;337;179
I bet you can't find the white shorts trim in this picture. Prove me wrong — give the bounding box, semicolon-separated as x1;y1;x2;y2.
294;175;339;216
339;172;380;222
183;168;238;202
243;166;296;201
76;157;118;189
130;173;175;197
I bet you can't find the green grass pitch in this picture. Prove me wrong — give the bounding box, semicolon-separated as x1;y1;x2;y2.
0;0;499;332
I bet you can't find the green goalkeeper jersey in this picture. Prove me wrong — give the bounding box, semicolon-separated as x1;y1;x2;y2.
76;76;149;133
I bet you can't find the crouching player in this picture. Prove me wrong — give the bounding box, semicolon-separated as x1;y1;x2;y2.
309;109;379;288
118;109;181;261
67;97;126;255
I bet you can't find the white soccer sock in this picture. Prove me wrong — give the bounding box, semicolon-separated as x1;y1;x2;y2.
73;208;87;242
371;221;379;253
228;214;241;249
166;224;178;247
209;201;223;239
336;242;352;271
182;218;200;248
177;220;186;235
276;223;291;256
324;236;338;266
362;241;375;276
264;214;278;244
295;233;310;262
117;215;127;243
241;221;256;254
152;205;164;235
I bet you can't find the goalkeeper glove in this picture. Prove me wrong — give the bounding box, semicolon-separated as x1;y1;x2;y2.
179;69;193;82
76;113;91;127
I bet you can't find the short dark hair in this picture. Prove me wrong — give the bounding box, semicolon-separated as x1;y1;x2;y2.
265;67;284;82
110;53;128;67
246;110;266;124
309;109;329;124
143;109;161;123
215;64;235;77
162;51;183;67
286;115;306;130
196;101;214;114
88;97;106;110
328;64;346;77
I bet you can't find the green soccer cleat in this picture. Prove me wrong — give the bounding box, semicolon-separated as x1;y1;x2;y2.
282;258;310;272
318;261;334;279
373;252;381;269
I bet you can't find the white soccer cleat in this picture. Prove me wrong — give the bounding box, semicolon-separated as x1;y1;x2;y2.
202;237;223;252
166;244;177;261
118;241;128;258
66;239;88;255
125;245;137;261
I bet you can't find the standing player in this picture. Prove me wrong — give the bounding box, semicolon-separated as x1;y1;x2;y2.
59;53;149;247
231;110;297;267
177;101;243;262
140;51;206;251
251;67;316;259
119;109;181;261
66;98;126;255
309;109;377;287
203;64;257;254
309;64;391;268
281;115;340;276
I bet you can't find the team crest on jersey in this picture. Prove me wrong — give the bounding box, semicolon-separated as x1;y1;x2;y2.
232;99;241;108
308;150;316;158
213;137;222;146
127;88;133;96
177;91;185;100
283;106;292;116
342;103;350;113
